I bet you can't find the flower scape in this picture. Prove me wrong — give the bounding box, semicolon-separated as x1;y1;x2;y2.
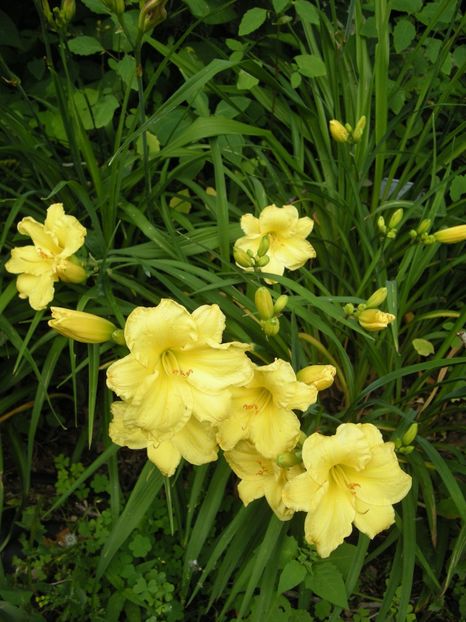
2;202;418;559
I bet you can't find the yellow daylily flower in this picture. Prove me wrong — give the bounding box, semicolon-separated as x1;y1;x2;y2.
282;423;412;558
5;203;87;310
297;364;336;391
106;300;253;440
109;401;218;477
358;309;396;332
234;204;316;280
49;307;117;343
224;440;304;521
433;224;466;244
329;119;350;143
217;359;317;459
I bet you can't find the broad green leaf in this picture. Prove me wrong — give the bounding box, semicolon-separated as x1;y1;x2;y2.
273;0;290;13
391;0;422;13
0;10;22;48
393;19;416;53
306;561;348;608
239;8;267;36
277;560;307;594
295;0;320;25
416;0;456;26
294;54;327;78
237;70;259;90
450;175;466;202
183;0;210;17
108;55;137;90
290;71;302;88
68;35;104;56
80;0;109;13
412;338;435;356
73;89;119;129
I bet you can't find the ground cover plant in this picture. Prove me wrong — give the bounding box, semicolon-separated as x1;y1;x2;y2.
0;0;465;620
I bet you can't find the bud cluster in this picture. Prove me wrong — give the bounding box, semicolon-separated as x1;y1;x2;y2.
329;116;366;144
345;287;396;332
378;208;404;240
254;286;288;336
394;422;418;455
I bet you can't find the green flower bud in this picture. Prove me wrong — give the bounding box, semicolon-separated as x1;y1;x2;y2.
257;235;270;257
389;208;404;229
343;303;354;315
276;451;300;468
261;317;280;336
399;445;415;455
402;422;418;446
417;218;431;235
255;287;274;320
329;120;350;143
366;287;388;309
273;294;288;315
111;329;126;346
233;247;254;268
377;216;387;234
352;115;366;142
255;255;270;268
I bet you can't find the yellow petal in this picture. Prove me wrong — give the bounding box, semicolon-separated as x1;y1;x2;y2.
302;425;372;480
106;354;156;403
44;203;87;256
172;417;218;466
259;204;299;234
178;343;253;393
271;237;316;270
256;359;317;411
294;216;314;238
6;246;55;275
353;499;395;539
249;405;301;459
17;217;60;255
192;303;225;344
216;407;250;451
16;272;56;310
234;234;261;257
147;441;181;477
303;480;355;557
190;385;233;424
224;440;273;480
346;443;412;506
240;213;260;236
109;402;150;449
124;301;197;367
282;471;324;513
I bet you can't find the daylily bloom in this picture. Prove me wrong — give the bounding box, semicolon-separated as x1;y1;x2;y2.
217;359;316;459
109;401;218;477
224;440;304;521
49;307;118;343
5;203;87;310
234;204;316;280
433;224;466;244
106;300;253;440
282;423;412;558
358;309;396;332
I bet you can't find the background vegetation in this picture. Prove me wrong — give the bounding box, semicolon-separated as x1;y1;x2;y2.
0;0;465;620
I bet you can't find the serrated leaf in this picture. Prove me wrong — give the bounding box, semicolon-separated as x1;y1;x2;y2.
237;70;259;90
238;8;267;36
295;0;320;25
412;338;435;357
391;0;422;13
294;54;327;78
278;560;307;594
306;561;348;608
393;18;416;54
68;35;104;56
450;175;466;202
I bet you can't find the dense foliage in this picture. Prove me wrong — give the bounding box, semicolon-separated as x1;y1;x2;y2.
0;0;465;620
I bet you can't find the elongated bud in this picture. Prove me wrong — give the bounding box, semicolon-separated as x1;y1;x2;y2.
274;294;288;315
233;247;254;268
49;307;117;343
297;364;336;391
389;208;404;229
417;218;431;235
56;257;87;284
255;255;270;268
139;0;168;32
111;329;126;346
257;235;270;257
102;0;125;13
255;287;274;320
329;119;349;143
402;423;418;446
377;216;387;234
261;317;280;336
61;0;75;23
276;451;300;468
352;115;366;142
433;225;466;244
358;309;396;332
366;287;388;309
41;0;54;26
